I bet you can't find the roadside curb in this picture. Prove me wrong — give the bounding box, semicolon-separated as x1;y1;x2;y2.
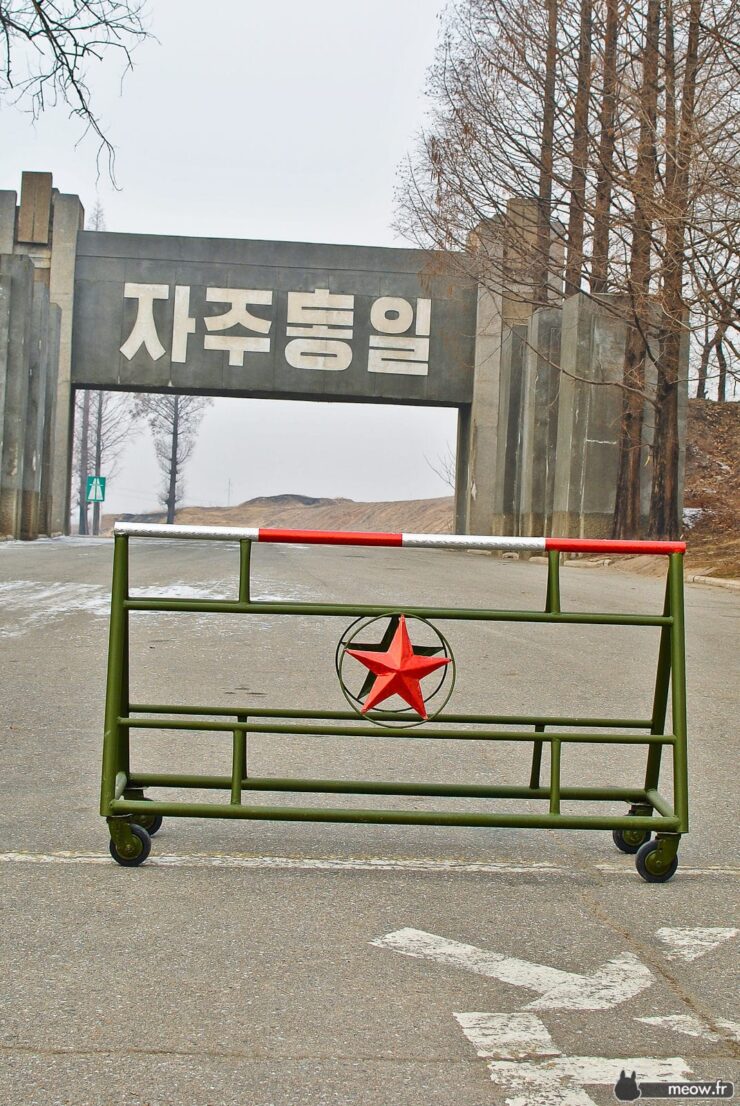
686;574;740;592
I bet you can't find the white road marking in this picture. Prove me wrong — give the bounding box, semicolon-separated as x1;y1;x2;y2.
456;1011;691;1106
0;852;737;876
454;1012;560;1058
636;1014;740;1043
655;926;738;962
372;928;654;1010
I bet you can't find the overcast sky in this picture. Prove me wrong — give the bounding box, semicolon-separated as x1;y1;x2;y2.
2;0;458;513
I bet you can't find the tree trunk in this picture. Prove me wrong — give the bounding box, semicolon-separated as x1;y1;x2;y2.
648;0;701;538
78;390;90;536
591;0;619;294
166;396;179;524
612;0;660;539
564;0;593;296
92;391;103;536
696;325;711;398
535;0;558;306
717;341;727;401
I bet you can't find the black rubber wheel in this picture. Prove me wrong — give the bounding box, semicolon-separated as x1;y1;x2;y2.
133;811;163;836
109;823;152;867
635;839;678;883
612;824;651;854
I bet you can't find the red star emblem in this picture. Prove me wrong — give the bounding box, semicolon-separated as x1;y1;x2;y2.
346;614;451;719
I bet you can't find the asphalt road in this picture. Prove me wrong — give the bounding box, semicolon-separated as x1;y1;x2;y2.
1;536;738;1106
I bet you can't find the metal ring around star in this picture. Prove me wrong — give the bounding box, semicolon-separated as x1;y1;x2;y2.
336;613;456;728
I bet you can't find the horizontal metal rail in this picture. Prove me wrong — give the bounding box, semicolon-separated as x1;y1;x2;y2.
120;716;675;744
123;597;671;626
110;798;679;832
125;771;649;803
131;704;655;729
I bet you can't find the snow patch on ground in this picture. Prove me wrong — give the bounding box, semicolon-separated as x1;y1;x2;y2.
682;507;704;529
0;579;308;638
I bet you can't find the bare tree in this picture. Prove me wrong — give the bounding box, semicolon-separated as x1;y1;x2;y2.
72;389;139;532
134;394;213;524
396;0;740;539
0;1;150;178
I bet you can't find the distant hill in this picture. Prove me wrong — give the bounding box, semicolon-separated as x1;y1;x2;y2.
104;494;455;537
103;400;739;578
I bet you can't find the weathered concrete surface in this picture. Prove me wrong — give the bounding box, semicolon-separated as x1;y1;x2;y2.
0;255;34;538
519;306;561;537
48;193;84;535
71;232;476;406
19;283;51;539
0;539;737;1105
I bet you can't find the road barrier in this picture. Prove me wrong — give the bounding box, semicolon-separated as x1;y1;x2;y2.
101;524;688;881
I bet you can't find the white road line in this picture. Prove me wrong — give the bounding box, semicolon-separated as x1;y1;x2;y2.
455;1012;691;1106
454;1012;561;1059
637;1014;740;1043
0;852;737;876
372;928;654;1010
654;926;738;961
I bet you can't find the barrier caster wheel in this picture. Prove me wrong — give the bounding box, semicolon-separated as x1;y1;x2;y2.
109;823;151;867
132;809;163;836
635;839;678;883
612;824;651;855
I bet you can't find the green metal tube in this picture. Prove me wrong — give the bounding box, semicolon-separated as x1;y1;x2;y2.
123;597;672;627
645;788;676;818
231;729;246;805
546;551;561;614
549;740;561;814
119;717;675;745
100;535;129;816
529;724;545;788
129;704;654;729
110;797;678;832
645;573;672;791
669;554;689;832
127;771;647;803
238;541;251;604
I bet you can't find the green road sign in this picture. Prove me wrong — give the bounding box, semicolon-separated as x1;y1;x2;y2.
86;476;106;503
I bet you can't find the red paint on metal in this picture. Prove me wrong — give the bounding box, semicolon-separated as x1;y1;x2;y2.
546;537;686;555
257;528;404;547
346;614;451;719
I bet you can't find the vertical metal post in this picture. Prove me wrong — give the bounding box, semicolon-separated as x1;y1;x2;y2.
231;721;247;806
645;571;672;791
239;540;251;604
668;553;689;832
549;739;561;814
529;724;545;788
529;551;560;788
100;534;129;815
546;550;561;614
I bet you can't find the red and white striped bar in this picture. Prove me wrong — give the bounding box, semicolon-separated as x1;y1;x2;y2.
114;522;685;555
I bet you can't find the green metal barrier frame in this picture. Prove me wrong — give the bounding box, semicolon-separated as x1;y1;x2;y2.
100;535;688;879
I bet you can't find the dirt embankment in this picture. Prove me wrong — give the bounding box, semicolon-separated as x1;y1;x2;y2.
104;400;738;578
681;400;739;578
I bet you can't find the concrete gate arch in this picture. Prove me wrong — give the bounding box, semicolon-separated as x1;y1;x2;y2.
0;172;686;541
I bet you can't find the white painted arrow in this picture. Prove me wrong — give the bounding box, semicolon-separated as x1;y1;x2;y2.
655;926;738;962
636;1013;740;1044
372;928;654;1010
455;1012;691;1106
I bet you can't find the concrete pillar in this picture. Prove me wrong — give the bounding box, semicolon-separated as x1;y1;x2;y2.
552;294;632;538
454;404;471;533
519;307;562;536
0;255;34;538
467;276;504;534
48;193;84;534
0;191;16;254
39;304;61;535
491;323;527;534
20;284;52;539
